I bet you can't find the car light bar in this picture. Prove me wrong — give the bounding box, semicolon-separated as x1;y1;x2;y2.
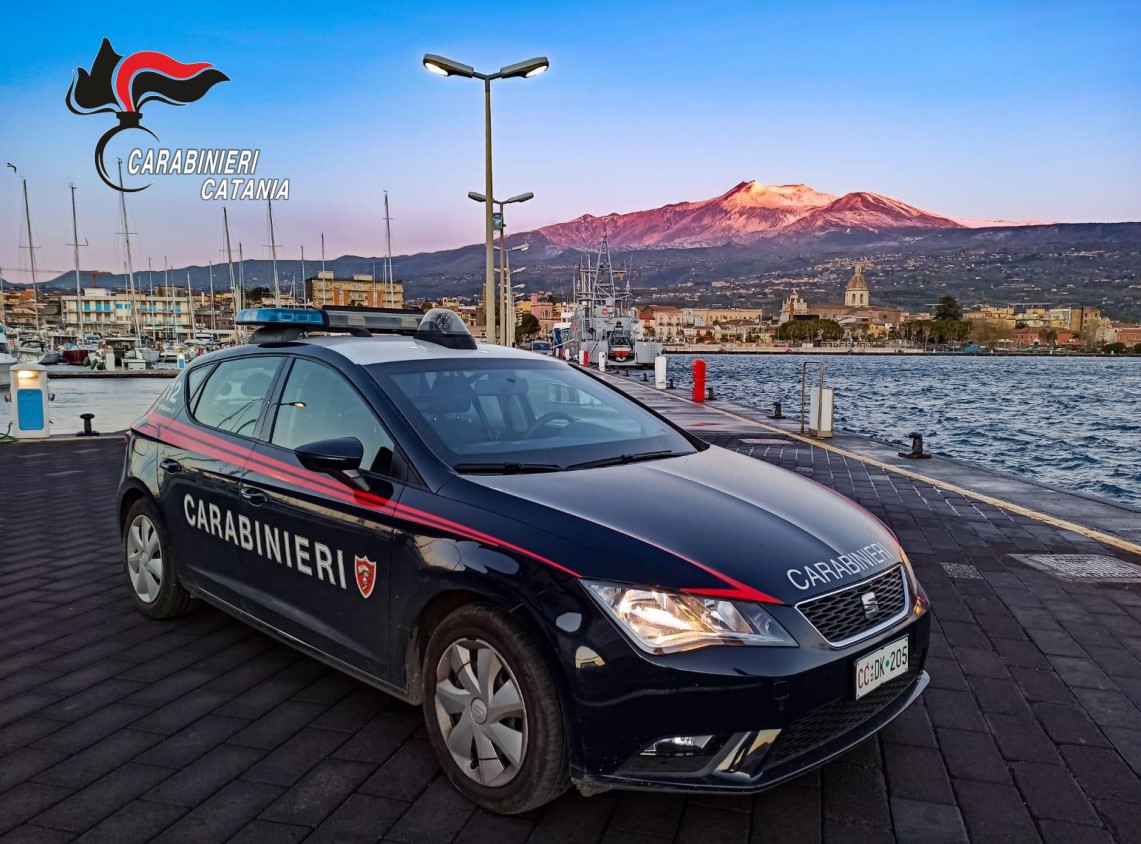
236;307;327;327
322;307;424;334
235;305;477;350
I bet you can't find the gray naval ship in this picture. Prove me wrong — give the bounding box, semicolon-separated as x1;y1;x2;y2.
552;235;662;369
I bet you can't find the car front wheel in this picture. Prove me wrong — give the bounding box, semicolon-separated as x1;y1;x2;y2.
422;603;570;813
123;497;196;619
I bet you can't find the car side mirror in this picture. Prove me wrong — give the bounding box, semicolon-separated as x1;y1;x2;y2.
295;437;367;490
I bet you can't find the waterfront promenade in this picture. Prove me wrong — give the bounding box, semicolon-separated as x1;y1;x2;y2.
2;387;1141;842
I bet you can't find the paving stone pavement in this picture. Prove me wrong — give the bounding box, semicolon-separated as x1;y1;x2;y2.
2;414;1141;842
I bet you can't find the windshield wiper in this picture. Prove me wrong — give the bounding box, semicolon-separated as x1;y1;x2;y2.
566;450;677;470
454;462;562;475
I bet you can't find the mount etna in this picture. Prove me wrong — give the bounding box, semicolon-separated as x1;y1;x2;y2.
17;181;1141;321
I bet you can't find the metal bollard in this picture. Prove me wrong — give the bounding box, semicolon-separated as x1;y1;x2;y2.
641;372;648;382
770;401;785;419
899;432;931;459
76;413;101;438
706;386;715;400
667;378;675;390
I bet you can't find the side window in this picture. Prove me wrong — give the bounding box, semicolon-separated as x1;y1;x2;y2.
186;364;214;408
192;357;280;436
270;359;395;474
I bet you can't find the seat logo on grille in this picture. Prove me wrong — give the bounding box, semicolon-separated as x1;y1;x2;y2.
861;591;880;619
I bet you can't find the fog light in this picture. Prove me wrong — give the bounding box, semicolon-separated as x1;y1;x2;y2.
640;734;718;757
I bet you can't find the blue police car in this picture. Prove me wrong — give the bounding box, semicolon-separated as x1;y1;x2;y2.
119;306;930;813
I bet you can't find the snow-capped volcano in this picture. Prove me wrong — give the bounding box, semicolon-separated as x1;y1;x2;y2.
533;181;1031;249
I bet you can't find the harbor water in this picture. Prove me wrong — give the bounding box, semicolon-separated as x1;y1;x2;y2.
667;354;1141;508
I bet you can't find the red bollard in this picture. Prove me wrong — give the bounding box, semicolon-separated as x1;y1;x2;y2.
692;358;706;402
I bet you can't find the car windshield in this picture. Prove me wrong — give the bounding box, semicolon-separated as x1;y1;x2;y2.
369;359;697;472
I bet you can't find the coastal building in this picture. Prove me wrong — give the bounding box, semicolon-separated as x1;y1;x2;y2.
777;265;904;333
520;294;561;336
638;306;684;342
304;271;404;309
1011;327;1077;347
60;289;194;336
1113;325;1141;346
966;305;1016;331
679;308;766;343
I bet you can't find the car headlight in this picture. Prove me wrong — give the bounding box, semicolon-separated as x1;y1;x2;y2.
584;580;796;654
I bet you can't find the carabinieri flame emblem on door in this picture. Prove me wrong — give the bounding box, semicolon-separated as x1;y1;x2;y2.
355;555;377;599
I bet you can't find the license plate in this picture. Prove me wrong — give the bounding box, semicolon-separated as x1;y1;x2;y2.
855;637;909;699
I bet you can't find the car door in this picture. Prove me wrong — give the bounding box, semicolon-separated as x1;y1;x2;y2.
237;356;406;681
160;354;284;608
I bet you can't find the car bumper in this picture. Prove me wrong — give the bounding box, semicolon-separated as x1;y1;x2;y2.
557;604;931;794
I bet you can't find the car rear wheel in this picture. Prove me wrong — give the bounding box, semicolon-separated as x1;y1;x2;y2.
423;603;569;813
123;498;196;619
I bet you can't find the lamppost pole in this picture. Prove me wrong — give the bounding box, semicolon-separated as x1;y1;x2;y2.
424;52;549;344
483;77;495;343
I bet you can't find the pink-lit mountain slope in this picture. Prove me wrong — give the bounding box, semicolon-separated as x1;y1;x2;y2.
531;181;1014;249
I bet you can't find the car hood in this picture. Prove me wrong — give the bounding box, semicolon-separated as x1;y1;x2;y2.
450;445;903;605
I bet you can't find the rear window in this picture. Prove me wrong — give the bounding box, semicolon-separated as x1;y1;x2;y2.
191;356;281;437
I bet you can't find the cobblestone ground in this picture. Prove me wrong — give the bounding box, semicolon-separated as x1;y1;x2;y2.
2;435;1141;843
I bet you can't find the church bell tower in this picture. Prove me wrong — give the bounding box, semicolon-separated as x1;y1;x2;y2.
845;264;869;309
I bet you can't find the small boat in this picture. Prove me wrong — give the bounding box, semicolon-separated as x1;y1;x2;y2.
607;336;634;363
38;351;64;365
61;348;91;365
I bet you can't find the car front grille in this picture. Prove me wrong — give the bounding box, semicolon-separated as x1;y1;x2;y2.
765;672;915;768
797;566;908;646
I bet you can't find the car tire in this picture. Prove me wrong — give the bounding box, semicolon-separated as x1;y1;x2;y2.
422;603;570;814
122;497;196;619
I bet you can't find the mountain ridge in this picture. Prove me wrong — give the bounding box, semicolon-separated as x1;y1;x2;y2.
531;180;1036;249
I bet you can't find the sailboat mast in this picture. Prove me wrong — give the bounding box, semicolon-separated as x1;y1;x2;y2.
383;190;393;304
300;245;305;304
267;198;281;305
21;179;41;333
223;207;239;324
70;184;83;338
238;243;244;291
321;233;325;274
208;262;216;332
186;271;195;336
116;159;142;340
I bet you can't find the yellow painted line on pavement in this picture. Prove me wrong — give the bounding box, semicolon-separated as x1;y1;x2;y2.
643;385;1141;558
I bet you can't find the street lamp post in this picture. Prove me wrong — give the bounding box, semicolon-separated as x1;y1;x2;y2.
424;53;548;343
469;191;533;343
502;254;528;346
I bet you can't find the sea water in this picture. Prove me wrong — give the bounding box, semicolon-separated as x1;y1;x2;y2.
668;354;1141;508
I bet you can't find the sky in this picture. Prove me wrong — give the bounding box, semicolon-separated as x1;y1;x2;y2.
1;0;1138;283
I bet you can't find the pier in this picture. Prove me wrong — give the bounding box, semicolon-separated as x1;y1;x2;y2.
2;386;1141;841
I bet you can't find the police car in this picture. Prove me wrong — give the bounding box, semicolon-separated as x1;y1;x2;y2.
119;306;930;814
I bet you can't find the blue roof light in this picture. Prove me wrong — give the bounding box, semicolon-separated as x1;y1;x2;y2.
236;308;327;327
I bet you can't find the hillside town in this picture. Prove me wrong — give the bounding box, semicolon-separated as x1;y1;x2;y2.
4;264;1138;354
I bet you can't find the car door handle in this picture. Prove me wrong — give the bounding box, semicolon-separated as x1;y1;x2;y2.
240;486;268;506
159;458;182;473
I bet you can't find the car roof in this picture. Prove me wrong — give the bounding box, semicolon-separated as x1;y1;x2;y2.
252;335;554;367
